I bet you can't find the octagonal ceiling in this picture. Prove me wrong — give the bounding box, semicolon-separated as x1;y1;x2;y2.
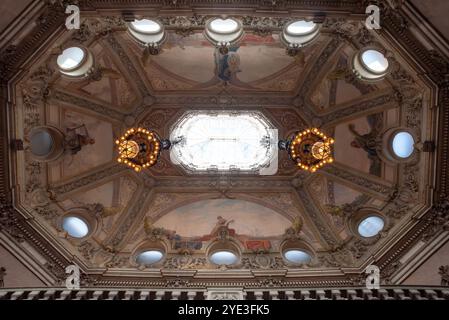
1;0;444;288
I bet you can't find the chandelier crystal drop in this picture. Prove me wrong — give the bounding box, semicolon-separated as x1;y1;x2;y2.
116;127;167;172
280;128;334;173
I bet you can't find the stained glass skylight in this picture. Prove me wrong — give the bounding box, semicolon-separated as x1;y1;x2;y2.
170;111;277;174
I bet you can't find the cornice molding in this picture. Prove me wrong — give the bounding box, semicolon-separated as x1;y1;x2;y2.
1;285;448;300
0;3;66;84
78;0;365;12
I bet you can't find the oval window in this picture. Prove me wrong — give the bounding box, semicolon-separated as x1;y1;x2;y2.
209;250;239;265
57;47;85;71
286;20;317;35
284;249;312;264
30;131;54;156
358;216;384;237
136;250;164;265
62;216;89;238
361;50;389;73
209;18;239;34
130;19;162;34
392;131;415;158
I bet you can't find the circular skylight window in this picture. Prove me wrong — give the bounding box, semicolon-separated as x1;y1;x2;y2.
209;18;239;34
62;216;89;238
204;18;243;46
130;19;162;34
57;47;85;71
353;48;390;81
128;19;165;46
286;20;317;35
281;20;320;48
30;131;54;156
392;131;415;158
358;216;384;238
361;50;389;73
209;250;239;265
284;249;312;264
136;250;164;265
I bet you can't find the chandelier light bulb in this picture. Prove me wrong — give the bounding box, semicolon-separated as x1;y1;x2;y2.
280;128;335;173
116;127;169;172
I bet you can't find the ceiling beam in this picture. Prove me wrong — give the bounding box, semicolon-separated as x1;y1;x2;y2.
49;89;126;124
294;37;344;124
320;89;400;127
320;163;394;200
293;186;341;248
103;186;155;249
102;34;151;99
48;163;127;201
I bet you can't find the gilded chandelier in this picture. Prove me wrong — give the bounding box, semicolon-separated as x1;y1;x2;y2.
279;128;334;173
117;126;334;174
116;127;169;172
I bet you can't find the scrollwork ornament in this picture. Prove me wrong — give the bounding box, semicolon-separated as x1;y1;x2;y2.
421;199;449;241
0;205;25;242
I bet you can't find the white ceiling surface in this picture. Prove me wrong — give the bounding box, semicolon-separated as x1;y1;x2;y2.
0;0;34;33
411;0;449;42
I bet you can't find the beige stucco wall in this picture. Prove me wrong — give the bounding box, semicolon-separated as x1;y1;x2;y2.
0;0;34;33
402;239;449;286
0;243;45;288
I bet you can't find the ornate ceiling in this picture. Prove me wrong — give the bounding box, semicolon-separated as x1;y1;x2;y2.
1;0;448;290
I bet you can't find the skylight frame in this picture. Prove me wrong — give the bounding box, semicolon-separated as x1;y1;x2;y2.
285;20;319;37
56;46;88;72
359;49;390;75
169;110;278;175
129;19;163;35
207;18;240;35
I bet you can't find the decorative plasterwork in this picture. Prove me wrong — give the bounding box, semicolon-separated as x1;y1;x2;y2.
0;0;446;288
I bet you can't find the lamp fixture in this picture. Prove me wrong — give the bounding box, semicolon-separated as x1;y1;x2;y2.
116;127;170;172
279;128;334;173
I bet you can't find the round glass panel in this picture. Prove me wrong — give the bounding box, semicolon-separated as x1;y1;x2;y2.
57;47;85;70
136;250;164;265
358;216;384;237
62;216;89;238
30;131;54;156
210;251;238;265
284;249;312;264
392;131;415;158
130;19;162;33
209;18;239;34
286;20;317;35
361;50;389;73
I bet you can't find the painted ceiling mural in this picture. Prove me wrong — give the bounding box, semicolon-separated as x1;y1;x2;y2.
124;31;318;93
7;7;437;287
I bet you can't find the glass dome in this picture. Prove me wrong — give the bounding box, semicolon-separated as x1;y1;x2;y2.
209;251;239;265
136;250;164;265
62;216;89;238
209;18;239;34
361;50;389;73
392;131;415;158
358;216;384;237
30;131;53;156
130;19;162;34
286;20;317;35
284;249;312;264
57;47;85;71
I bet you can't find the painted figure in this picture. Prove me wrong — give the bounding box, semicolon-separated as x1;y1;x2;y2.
348;113;383;176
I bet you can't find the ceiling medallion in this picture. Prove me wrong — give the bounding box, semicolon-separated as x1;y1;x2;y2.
279;128;334;173
116;127;170;172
